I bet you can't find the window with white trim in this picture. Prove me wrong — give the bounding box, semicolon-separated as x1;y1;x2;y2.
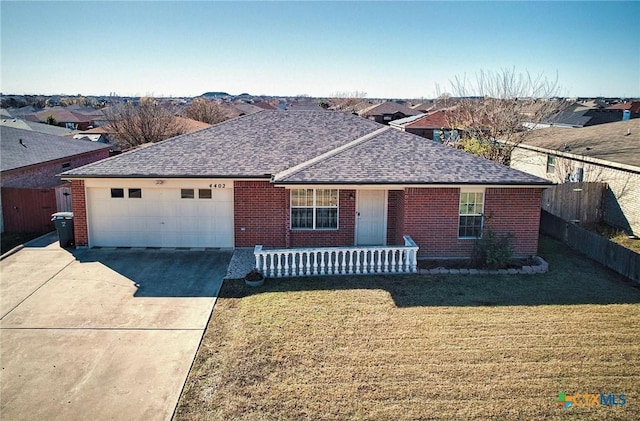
291;189;338;230
459;191;484;238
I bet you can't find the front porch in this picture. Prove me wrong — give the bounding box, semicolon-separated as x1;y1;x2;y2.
253;236;419;278
224;237;420;280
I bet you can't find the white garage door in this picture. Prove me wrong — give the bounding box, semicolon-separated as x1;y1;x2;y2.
87;186;234;248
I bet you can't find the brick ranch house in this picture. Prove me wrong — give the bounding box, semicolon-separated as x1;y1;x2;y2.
61;111;551;260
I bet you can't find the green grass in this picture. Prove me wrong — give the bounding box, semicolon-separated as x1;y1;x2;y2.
175;236;640;420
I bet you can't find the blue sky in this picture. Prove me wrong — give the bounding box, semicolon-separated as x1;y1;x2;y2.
1;1;639;98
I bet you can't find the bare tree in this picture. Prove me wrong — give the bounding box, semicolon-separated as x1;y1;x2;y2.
331;91;368;113
184;98;230;125
104;97;186;149
443;68;567;165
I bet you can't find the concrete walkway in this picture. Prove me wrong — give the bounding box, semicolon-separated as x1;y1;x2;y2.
1;234;232;421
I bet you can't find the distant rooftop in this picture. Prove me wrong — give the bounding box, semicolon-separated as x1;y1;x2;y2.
520;119;640;170
1;126;110;173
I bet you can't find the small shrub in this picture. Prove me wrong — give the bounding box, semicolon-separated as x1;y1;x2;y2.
472;230;515;269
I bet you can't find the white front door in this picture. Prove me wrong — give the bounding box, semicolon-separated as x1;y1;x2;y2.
355;190;387;245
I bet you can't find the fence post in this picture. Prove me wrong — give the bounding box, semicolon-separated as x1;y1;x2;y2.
254;245;263;271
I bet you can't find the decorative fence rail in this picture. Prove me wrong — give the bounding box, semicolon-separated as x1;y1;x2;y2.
254;236;419;278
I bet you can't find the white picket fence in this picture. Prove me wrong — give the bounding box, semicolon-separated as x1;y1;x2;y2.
254;236;419;278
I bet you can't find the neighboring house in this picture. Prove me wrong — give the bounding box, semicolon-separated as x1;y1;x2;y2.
253;101;279;111
66;105;108;126
286;101;324;111
6;106;36;118
1;126;110;233
606;101;640;114
510;119;640;235
173;116;212;132
409;102;434;113
75;116;212;148
389;110;461;141
61;111;550;259
358;101;422;125
233;103;265;115
24;107;95;130
410;99;459;114
542;102;638;128
73;133;110;143
1;117;79;136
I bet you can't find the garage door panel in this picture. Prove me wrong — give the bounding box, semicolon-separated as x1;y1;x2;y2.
212;189;232;202
88;187;234;248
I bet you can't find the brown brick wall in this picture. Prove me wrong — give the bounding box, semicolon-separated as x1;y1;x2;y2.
234;181;357;248
387;190;405;245
402;187;543;258
484;187;542;257
234;180;288;247
70;179;88;246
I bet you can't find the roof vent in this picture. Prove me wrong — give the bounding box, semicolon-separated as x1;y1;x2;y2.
627;128;631;136
19;138;27;148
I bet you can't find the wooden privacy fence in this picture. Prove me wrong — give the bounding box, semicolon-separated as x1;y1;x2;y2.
542;182;606;224
1;187;57;233
540;210;640;283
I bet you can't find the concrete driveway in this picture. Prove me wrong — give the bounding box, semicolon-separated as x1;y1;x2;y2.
1;233;232;421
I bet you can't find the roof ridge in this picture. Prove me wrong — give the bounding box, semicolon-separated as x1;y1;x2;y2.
272;126;390;182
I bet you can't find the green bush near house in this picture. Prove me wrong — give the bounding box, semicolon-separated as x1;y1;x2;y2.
472;229;515;269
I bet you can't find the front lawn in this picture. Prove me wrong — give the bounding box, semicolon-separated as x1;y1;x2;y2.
175;236;640;420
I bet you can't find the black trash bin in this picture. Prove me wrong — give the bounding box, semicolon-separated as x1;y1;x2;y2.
51;212;74;247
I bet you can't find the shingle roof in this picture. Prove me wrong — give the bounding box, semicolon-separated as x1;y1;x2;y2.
233;103;264;115
1;126;110;172
62;110;550;186
1;118;78;136
359;101;422;117
25;108;91;124
274;127;550;185
391;110;452;129
388;113;426;126
606;101;640;113
544;103;593;127
61;111;382;178
519;119;640;170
